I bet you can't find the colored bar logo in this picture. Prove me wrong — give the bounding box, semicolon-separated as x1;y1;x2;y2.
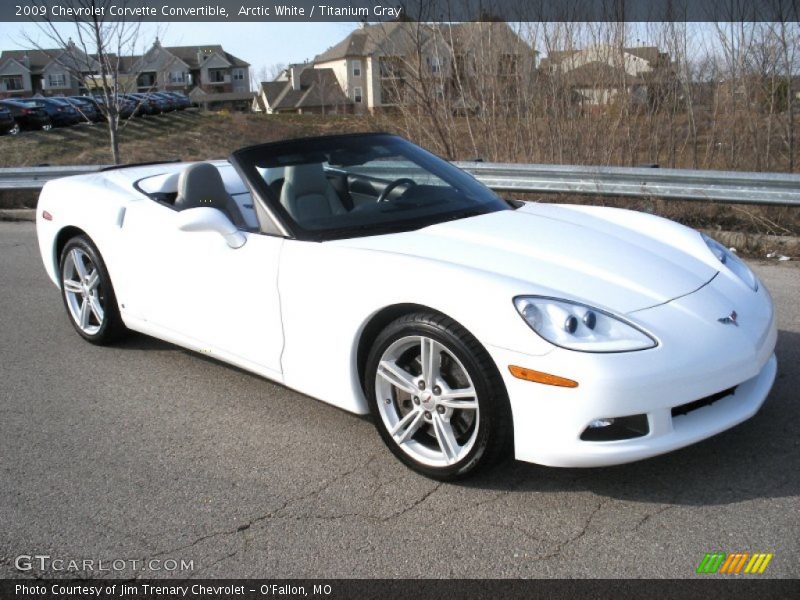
697;552;773;574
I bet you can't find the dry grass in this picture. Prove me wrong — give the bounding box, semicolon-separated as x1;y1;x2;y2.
0;110;378;168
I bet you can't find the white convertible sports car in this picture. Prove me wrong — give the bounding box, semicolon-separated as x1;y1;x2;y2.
36;133;777;479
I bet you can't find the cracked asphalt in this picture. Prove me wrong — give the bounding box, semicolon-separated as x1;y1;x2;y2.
1;221;798;579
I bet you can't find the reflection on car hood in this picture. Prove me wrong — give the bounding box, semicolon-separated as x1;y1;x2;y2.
336;202;718;313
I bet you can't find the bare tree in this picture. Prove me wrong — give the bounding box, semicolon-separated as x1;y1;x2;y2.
25;0;145;164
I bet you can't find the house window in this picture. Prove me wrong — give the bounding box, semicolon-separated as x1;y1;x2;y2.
138;72;156;88
499;55;519;76
353;86;362;103
1;76;23;91
209;69;226;83
352;60;362;77
233;69;245;81
380;58;402;79
427;56;441;74
169;71;185;83
48;73;67;88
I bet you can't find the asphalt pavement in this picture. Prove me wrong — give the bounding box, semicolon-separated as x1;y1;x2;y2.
1;221;798;579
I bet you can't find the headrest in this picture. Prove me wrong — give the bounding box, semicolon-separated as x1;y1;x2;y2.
284;163;329;197
176;162;229;210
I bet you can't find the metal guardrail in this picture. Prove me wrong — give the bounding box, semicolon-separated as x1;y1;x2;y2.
0;165;109;190
1;162;800;206
453;162;800;206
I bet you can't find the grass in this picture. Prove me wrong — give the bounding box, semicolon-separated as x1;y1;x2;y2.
0;110;378;168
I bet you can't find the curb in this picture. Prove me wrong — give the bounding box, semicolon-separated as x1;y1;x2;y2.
0;209;36;222
700;229;798;261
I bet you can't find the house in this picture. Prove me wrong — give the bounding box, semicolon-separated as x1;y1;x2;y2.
252;63;352;114
540;44;671;107
0;41;103;97
310;21;536;113
132;40;250;95
0;39;253;111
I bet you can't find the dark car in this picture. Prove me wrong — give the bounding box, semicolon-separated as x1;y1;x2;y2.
151;91;180;111
90;95;136;120
162;91;191;110
65;96;102;122
0;103;18;134
124;93;160;116
0;99;52;131
143;92;174;113
35;96;82;126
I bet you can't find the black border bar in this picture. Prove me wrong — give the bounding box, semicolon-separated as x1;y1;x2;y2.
2;579;799;600
2;0;800;22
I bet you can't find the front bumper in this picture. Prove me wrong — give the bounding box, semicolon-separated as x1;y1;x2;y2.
490;270;778;468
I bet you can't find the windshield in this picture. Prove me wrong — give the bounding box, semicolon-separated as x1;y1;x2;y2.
231;134;509;240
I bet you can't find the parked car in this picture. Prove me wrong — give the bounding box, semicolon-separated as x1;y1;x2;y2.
151;91;180;111
35;96;82;127
35;133;778;479
163;91;191;110
90;95;136;120
0;103;18;134
65;96;102;123
0;98;51;131
124;93;160;116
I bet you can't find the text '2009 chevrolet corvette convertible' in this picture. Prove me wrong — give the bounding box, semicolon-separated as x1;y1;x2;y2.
36;133;777;479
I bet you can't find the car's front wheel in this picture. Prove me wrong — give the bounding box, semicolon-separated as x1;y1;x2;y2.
365;312;512;479
59;236;127;344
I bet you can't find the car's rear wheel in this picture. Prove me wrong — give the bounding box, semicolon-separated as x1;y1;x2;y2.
59;236;127;344
8;123;20;135
365;312;511;479
42;123;53;131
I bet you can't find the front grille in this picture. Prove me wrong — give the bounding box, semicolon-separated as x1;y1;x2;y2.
671;387;737;418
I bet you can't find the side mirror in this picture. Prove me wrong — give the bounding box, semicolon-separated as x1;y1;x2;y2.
176;207;246;249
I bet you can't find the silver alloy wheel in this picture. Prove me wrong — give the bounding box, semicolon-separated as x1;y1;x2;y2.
42;123;53;131
9;123;20;135
376;335;480;467
62;248;105;336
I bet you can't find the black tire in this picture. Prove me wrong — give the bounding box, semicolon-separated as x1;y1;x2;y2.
59;235;127;345
365;311;512;480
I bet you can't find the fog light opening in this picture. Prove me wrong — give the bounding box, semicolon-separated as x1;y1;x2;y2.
580;414;649;442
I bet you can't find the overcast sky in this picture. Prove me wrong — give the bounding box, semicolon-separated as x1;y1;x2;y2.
0;21;359;81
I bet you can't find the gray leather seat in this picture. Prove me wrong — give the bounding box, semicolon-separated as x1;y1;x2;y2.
279;163;346;224
174;162;246;229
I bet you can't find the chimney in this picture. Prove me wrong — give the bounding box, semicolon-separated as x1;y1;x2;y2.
290;65;301;90
22;52;30;69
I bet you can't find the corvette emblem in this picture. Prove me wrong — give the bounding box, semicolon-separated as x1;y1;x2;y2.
718;311;738;326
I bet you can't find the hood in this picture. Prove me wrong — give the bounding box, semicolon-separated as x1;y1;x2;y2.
336;203;718;314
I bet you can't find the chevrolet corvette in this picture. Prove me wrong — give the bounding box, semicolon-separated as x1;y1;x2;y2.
36;133;777;479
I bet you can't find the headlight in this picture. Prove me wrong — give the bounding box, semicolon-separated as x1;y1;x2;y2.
701;233;758;291
514;297;657;353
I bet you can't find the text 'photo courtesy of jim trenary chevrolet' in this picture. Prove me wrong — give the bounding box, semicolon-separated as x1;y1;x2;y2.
0;0;798;598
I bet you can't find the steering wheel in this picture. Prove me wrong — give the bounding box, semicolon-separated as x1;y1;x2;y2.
377;178;417;203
